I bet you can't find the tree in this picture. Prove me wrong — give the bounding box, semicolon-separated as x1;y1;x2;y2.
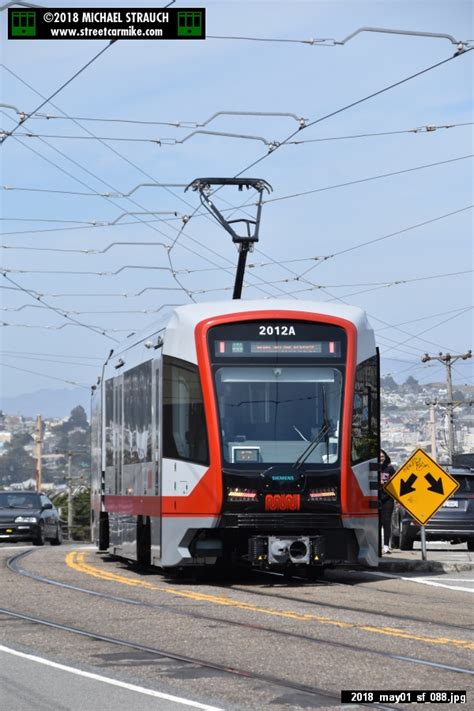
69;405;89;430
404;376;421;393
0;441;35;485
381;375;398;391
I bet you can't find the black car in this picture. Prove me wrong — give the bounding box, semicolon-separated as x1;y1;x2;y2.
0;491;63;545
391;467;474;551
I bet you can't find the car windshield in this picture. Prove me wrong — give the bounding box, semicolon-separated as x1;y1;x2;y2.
0;493;41;509
214;365;343;465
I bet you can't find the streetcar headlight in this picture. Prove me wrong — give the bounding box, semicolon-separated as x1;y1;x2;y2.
308;488;337;501
226;488;257;502
14;515;38;523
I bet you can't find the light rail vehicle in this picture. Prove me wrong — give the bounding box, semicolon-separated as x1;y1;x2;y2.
91;300;380;572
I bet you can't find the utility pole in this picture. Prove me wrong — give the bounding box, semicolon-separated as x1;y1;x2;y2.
421;351;472;463
67;451;73;540
426;401;437;460
34;415;42;492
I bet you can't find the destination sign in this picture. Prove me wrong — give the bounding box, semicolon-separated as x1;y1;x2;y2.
215;340;341;357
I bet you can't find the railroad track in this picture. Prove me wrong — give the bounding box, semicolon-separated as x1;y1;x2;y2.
7;549;474;682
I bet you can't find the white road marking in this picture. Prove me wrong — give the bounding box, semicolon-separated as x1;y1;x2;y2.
365;571;474;593
429;578;474;582
0;644;223;710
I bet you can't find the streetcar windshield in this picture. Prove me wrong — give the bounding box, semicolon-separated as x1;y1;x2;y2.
214;366;343;466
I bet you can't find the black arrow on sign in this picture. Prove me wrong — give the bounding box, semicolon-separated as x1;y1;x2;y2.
399;473;417;496
425;472;444;495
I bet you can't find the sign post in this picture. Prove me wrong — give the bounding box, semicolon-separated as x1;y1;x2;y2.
383;448;460;559
420;525;427;561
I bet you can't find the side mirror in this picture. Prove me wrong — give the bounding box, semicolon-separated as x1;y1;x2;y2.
42;502;53;510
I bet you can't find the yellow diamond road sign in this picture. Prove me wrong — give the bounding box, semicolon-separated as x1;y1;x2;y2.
383;448;460;526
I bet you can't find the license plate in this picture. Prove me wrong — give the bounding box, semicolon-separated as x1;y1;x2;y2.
442;500;458;508
265;493;300;511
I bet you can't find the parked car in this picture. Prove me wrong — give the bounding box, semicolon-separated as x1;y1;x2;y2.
391;467;474;551
0;491;62;545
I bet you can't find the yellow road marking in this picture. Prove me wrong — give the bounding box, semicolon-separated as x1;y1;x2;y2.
66;551;473;651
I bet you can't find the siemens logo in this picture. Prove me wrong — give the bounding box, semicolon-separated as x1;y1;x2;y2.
271;475;295;481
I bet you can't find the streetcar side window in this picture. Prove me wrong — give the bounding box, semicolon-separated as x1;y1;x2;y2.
105;379;114;467
123;361;153;464
163;357;209;465
351;356;379;464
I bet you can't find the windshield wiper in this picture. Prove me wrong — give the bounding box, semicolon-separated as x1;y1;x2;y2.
292;386;331;471
292;422;330;471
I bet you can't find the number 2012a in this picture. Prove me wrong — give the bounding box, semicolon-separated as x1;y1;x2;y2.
259;325;295;336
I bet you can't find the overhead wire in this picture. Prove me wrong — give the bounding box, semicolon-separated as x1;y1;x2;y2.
376;306;473;356
0;81;282;301
261;155;473;206
166;47;474;309
3;181;471;243
20;50;468;310
2;349;103;360
1;353;101;368
1;304;179;315
375;306;474;331
9;121;472;148
17;108;307;128
0;0;177;143
1;321;133;332
2;47;472;361
231;49;474;178
1;273;121;342
0;42;117;144
0;362;90;388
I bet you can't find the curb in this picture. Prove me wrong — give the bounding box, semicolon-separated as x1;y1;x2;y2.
377;558;474;573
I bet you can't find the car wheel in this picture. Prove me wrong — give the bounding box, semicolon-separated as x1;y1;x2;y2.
399;523;414;551
33;521;45;546
50;523;63;546
467;540;474;552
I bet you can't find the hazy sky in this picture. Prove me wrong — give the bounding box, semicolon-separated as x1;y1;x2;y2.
1;0;473;398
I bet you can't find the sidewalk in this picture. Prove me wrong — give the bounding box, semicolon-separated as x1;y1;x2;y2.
377;542;474;573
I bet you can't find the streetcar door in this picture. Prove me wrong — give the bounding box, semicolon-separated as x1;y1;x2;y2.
113;376;124;495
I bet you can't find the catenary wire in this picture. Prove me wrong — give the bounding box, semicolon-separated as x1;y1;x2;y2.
3;183;470;243
0;0;177;142
1;273;120;342
3;56;470;358
2;128;279;299
1;91;281;301
376;307;473;356
0;43;117;144
1;321;132;332
18;108;307;128
2;349;103;360
1;353;101;368
261;156;473;206
0;362;89;388
168;48;474;288
9;121;472;148
376;306;474;331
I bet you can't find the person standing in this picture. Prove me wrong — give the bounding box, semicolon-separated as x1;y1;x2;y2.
380;449;396;554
